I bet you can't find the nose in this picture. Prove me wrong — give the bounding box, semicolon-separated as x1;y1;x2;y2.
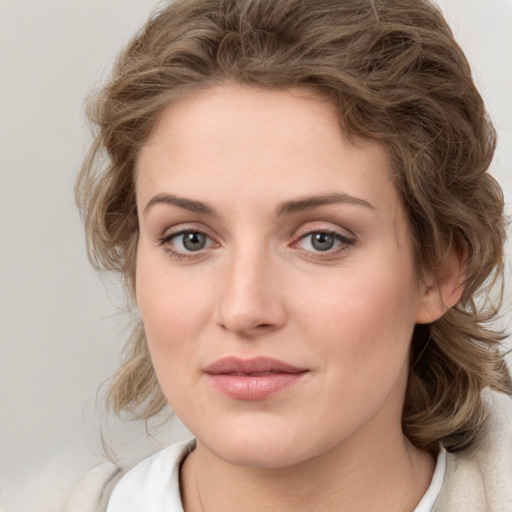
215;245;287;338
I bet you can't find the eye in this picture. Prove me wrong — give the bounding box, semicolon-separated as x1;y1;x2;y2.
295;230;354;254
174;231;208;251
158;229;217;256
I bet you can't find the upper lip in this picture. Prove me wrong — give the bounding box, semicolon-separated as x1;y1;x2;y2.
204;357;307;375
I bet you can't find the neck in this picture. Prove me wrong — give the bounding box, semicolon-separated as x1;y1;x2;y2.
180;428;435;512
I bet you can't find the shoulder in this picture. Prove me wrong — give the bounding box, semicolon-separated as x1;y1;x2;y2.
106;439;195;512
62;461;123;512
2;459;122;512
433;390;512;512
2;437;195;512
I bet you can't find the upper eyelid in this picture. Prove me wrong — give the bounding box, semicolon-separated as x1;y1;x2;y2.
159;223;216;239
298;228;352;238
292;223;355;241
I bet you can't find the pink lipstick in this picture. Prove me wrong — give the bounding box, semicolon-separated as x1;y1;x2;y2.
203;357;308;400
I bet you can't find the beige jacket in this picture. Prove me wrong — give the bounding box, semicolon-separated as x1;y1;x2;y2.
8;392;512;512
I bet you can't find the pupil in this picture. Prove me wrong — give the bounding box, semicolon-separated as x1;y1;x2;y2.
311;233;334;251
183;232;206;251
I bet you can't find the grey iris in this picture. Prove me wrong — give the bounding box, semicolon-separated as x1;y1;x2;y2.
311;233;335;251
183;232;206;251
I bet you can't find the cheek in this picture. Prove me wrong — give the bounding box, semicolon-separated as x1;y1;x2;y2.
135;249;212;369
135;256;216;412
286;259;421;437
295;256;421;370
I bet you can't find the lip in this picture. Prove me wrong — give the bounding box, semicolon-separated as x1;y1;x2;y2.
203;357;309;401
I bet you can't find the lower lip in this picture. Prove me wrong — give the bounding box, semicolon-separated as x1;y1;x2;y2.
206;372;307;400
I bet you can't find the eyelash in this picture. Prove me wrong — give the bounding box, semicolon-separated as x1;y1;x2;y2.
157;230;216;260
293;229;355;259
157;228;355;260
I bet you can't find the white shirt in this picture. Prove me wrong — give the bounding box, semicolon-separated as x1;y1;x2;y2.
107;440;447;512
414;447;447;512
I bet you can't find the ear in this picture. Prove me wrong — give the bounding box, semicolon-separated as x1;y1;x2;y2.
415;243;467;325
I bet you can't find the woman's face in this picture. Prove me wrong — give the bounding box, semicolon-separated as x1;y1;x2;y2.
135;84;432;467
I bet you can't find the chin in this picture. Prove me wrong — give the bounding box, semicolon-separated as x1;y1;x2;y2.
196;418;325;469
213;439;304;468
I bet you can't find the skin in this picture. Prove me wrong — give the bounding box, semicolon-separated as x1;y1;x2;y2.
135;83;462;511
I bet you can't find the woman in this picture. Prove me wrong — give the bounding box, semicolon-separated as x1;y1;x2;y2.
72;0;512;510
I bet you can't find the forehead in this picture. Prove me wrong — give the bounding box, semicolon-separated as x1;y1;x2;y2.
136;83;400;218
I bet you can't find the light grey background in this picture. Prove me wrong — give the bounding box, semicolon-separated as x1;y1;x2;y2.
1;0;511;498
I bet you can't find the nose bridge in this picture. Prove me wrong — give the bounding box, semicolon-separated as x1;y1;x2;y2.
216;237;285;336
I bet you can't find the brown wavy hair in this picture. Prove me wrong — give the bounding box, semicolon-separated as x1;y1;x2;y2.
76;0;511;453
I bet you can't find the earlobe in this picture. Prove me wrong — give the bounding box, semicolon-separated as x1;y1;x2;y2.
415;245;466;325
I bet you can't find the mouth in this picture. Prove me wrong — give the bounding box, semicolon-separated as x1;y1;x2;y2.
203;357;309;400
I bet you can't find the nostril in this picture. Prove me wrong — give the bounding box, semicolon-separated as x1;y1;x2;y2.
219;322;273;331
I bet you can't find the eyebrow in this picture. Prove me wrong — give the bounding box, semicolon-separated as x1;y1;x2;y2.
143;193;220;217
143;191;374;217
276;192;374;216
